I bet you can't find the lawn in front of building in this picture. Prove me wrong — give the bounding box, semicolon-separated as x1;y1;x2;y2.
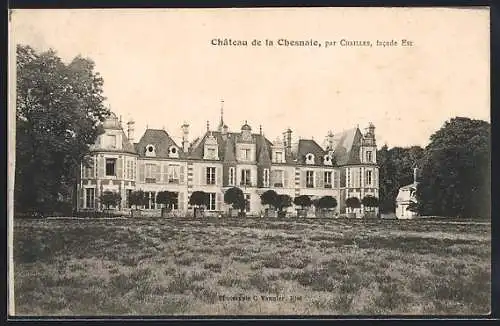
13;217;490;315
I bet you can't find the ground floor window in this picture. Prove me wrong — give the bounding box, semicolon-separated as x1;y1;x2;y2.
207;192;216;211
145;191;156;209
85;188;95;209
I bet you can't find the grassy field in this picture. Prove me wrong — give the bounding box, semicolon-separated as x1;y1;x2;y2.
13;217;491;316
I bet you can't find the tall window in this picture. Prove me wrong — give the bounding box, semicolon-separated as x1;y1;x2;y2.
366;170;372;186
263;169;270;187
324;171;332;188
168;165;180;183
85;188;95;209
126;160;133;180
229;167;235;186
306;170;314;188
241;169;251;186
105;158;116;176
273;170;284;187
366;151;373;162
84;158;95;178
207;193;216;211
206;167;216;185
145;191;156;209
241;149;251;161
145;163;157;183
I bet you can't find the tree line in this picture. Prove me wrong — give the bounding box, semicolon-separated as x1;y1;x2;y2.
377;117;490;219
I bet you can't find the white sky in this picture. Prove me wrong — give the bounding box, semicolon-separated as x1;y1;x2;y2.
10;8;490;148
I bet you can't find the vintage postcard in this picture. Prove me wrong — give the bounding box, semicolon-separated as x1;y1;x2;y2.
8;7;490;317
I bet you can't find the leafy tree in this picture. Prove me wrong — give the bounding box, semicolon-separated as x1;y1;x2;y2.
100;191;121;210
417;117;490;218
189;191;209;208
362;195;379;212
317;196;338;211
156;191;178;211
129;190;147;209
224;187;246;212
15;45;109;214
293;195;312;209
377;144;424;213
260;190;278;209
276;194;292;213
345;197;361;210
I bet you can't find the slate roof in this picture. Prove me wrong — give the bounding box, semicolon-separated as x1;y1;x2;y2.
135;129;184;158
131;125;369;166
188;131;275;163
120;130;136;154
330;128;364;166
295;139;328;166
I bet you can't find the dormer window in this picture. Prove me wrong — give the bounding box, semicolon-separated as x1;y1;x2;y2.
204;133;219;160
145;144;156;157
274;151;283;163
323;154;333;166
305;153;315;164
169;146;179;158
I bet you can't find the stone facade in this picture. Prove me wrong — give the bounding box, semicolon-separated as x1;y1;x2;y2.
77;111;379;217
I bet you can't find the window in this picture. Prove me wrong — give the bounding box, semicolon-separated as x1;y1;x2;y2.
241;169;251;186
145;144;156;157
126;189;132;208
366;170;372;186
229;167;235;186
126;160;134;180
324;171;332;188
275;151;283;163
366;151;373;162
206;167;216;185
272;170;284;187
145;191;156;209
207;192;216;211
241;149;251;161
306;170;314;188
85;188;95;209
245;194;251;212
145;163;157;183
306;153;315;164
84;158;95;178
207;148;216;159
108;135;117;148
168;164;180;183
263;169;270;187
105;158;116;176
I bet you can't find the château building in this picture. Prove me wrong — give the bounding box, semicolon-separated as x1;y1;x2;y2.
77;107;379;217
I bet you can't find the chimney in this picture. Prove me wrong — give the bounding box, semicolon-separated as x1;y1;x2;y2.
285;128;292;154
126;120;135;143
181;122;190;153
327;130;334;150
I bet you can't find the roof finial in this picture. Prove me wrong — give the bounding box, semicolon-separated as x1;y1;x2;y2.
221;99;224;121
259;125;262;135
206;120;210;132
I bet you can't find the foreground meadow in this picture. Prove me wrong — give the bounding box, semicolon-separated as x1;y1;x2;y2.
13;217;490;316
